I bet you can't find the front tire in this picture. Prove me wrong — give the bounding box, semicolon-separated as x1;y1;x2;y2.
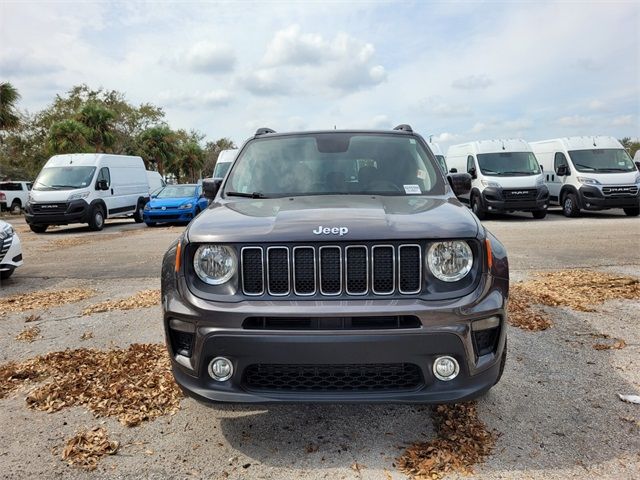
494;339;507;386
133;201;145;223
0;268;15;280
88;205;105;231
531;209;547;219
29;224;48;234
10;201;21;214
471;194;487;220
145;221;157;227
623;207;639;217
562;193;580;217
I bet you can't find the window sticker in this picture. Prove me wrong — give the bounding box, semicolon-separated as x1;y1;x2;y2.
416;169;427;180
404;184;421;194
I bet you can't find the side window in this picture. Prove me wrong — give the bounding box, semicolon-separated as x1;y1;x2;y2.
26;183;33;191
554;152;567;169
466;155;475;173
96;167;111;187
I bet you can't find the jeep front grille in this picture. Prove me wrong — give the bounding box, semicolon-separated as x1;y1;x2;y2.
240;243;422;297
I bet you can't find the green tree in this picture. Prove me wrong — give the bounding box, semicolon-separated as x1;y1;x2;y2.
138;126;178;175
0;82;21;130
620;137;640;159
204;137;236;175
177;141;205;183
77;102;116;152
48;119;92;154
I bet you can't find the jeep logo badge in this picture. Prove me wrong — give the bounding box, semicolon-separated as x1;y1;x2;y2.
313;226;349;236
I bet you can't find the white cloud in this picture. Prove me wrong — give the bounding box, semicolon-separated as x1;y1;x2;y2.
179;42;236;73
159;89;232;108
612;115;636;126
368;114;392;129
556;115;593;127
239;69;291;96
588;99;606;111
263;25;326;66
422;97;471;117
503;118;532;130
451;74;493;90
432;132;460;143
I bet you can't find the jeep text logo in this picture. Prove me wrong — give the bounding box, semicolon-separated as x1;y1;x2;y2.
313;226;349;236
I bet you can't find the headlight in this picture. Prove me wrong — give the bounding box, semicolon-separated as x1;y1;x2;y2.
0;224;13;240
481;179;501;188
576;176;600;186
68;191;90;201
635;173;640;184
193;245;237;285
179;203;193;210
427;241;473;282
144;203;151;210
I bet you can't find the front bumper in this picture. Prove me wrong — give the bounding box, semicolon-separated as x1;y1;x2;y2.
163;271;508;404
578;186;640;210
0;233;23;271
144;209;195;223
482;186;549;212
24;200;90;225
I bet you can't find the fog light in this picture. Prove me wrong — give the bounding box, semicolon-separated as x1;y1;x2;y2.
433;356;459;381
208;357;233;382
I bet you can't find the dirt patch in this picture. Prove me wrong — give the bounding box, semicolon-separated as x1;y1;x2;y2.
592;338;626;350
0;288;96;314
397;402;496;479
40;229;145;252
0;343;182;426
508;270;640;331
15;326;41;342
82;289;160;315
60;426;119;471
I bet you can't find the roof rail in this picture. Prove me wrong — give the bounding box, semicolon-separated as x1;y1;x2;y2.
393;124;413;133
255;127;276;136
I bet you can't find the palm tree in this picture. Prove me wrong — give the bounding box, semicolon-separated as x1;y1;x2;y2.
0;82;21;130
178;141;205;182
77;102;116;152
48;119;91;154
138;126;178;175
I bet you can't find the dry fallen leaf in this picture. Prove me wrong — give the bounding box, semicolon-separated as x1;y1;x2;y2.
15;326;41;343
0;288;95;313
82;289;160;315
24;314;41;323
592;339;626;350
61;426;118;470
80;331;94;341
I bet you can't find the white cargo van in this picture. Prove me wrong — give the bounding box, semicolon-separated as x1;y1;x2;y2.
212;149;238;178
427;142;447;174
530;136;639;217
446;139;548;219
25;154;150;233
147;170;166;196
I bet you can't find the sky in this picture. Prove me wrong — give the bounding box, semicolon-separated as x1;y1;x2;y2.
1;0;639;150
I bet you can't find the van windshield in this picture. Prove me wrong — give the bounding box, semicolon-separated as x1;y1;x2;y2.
476;152;540;176
33;167;96;190
224;133;445;198
568;149;636;173
213;162;231;178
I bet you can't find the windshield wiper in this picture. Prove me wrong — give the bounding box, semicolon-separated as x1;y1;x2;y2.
226;191;267;199
51;184;80;188
573;163;595;171
502;171;536;175
597;168;631;172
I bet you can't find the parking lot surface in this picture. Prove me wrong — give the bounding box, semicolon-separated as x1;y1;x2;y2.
0;208;638;479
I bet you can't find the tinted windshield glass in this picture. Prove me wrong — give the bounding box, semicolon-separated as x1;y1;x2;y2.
33;167;96;190
156;185;197;198
225;133;444;197
476;152;540;176
213;162;231;178
568;149;635;173
435;155;447;174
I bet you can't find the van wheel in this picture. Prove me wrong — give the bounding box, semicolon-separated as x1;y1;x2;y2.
623;207;639;217
531;209;547;219
133;201;144;223
89;205;105;231
10;200;22;214
562;193;580;217
471;194;487;220
29;224;48;234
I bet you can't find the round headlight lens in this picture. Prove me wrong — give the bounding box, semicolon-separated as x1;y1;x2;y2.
427;241;473;282
193;245;237;285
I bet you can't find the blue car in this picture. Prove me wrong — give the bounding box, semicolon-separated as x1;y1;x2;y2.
143;184;208;226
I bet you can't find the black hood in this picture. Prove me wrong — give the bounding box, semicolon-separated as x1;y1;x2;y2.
187;195;480;243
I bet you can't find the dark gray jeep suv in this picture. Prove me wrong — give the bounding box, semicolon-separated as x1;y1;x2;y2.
161;125;509;403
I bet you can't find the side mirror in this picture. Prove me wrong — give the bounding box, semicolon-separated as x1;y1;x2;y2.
556;165;569;176
202;178;223;200
539;165;544;172
449;168;458;173
468;167;477;179
96;179;109;190
635;161;640;171
447;173;472;197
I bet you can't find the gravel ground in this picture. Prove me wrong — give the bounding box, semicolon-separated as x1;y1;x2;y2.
0;209;639;479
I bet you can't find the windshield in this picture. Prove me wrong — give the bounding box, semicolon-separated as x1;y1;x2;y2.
476;152;540;176
568;149;636;173
33;167;96;190
213;162;231;178
156;185;198;198
224;133;445;197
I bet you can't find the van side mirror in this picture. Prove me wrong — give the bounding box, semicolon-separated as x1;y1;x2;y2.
202;178;223;200
635;161;640;171
447;173;472;197
555;165;569;176
96;179;109;190
539;165;544;172
449;168;458;173
468;167;477;179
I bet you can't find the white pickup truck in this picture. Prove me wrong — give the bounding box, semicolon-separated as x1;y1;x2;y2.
0;181;33;213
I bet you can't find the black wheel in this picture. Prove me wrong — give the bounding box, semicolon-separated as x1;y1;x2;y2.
133;201;144;223
562;193;580;217
494;339;507;386
10;200;21;214
0;268;15;280
623;207;639;217
531;209;547;219
88;205;105;231
29;224;48;234
145;221;157;227
471;194;487;220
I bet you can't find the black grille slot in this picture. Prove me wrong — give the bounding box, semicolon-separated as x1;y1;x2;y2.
169;328;194;357
346;246;368;294
319;247;341;295
372;246;394;294
399;245;421;293
243;315;421;330
293;247;315;295
473;326;500;356
242;248;264;295
267;247;289;295
602;185;638;196
243;363;423;392
31;202;68;213
503;189;537;201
